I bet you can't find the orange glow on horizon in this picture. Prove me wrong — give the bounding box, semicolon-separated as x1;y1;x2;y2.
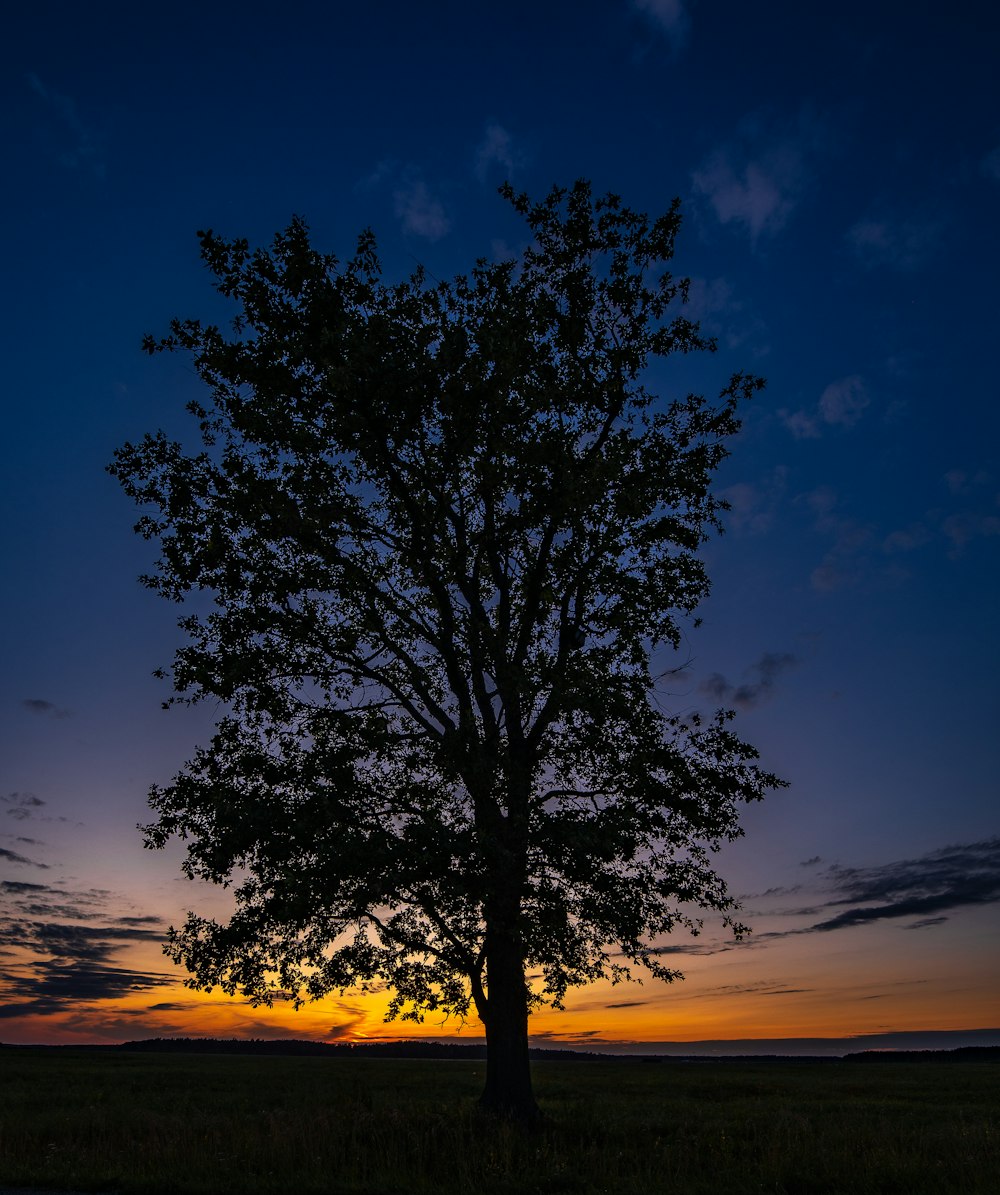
3;905;997;1048
4;963;997;1048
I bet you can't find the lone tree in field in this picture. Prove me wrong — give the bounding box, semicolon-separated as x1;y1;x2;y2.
111;181;781;1124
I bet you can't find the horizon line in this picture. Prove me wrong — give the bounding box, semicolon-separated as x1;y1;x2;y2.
5;1027;999;1057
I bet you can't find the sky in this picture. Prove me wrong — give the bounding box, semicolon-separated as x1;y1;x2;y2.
1;0;998;1053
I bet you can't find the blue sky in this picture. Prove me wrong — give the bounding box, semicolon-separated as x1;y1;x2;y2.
1;0;998;1047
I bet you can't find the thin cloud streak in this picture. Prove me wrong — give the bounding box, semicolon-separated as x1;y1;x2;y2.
701;651;797;710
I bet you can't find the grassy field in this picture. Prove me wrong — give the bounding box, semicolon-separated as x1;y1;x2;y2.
0;1049;997;1194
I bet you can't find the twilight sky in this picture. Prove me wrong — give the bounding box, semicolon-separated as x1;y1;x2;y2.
2;0;998;1052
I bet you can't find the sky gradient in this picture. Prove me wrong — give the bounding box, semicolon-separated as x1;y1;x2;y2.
2;0;998;1051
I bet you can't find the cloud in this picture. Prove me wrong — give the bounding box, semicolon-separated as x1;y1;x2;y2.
325;1002;371;1041
697;980;814;999
882;471;999;559
761;840;1000;941
633;0;689;40
700;651;797;710
21;697;70;718
475;123;521;182
693;155;796;242
683;276;735;320
648;940;729;957
683;276;770;354
800;856;822;868
943;468;992;496
0;960;174;1019
982;146;1000;182
882;523;931;553
780;375;869;439
2;792;46;821
355;158;396;193
809;525;873;591
692;120;820;246
779;409;821;439
791;487;876;592
818;376;869;427
531;1029;604;1040
719;466;788;535
0;846;49;868
393;179;450;241
357;161;452;242
25;72;105;178
0;878;172;1018
846;211;942;270
2;791;72;827
3;917;165;962
940;512;1000;555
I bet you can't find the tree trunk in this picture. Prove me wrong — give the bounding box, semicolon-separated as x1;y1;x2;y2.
477;924;541;1126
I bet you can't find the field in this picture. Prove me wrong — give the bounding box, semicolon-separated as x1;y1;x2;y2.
0;1050;997;1194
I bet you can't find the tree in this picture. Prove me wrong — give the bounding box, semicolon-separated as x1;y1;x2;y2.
110;180;782;1125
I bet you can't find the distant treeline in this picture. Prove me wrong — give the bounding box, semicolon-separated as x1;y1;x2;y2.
3;1038;997;1062
843;1046;1000;1063
113;1037;592;1061
115;1039;1000;1063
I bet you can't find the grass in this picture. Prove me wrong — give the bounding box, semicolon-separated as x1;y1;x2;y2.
0;1049;997;1194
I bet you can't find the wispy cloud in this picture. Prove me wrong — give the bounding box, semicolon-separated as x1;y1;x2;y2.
2;792;46;821
21;697;71;718
393;178;451;241
846;210;942;271
808;839;1000;932
0;878;171;1018
939;511;1000;556
531;1029;604;1040
355;158;396;193
882;469;1000;559
25;72;105;178
719;466;788;535
779;375;869;439
683;276;769;354
882;523;932;553
943;468;992;496
0;961;173;1019
326;1001;371;1041
0;846;50;869
818;376;870;428
750;840;1000;945
692;113;825;245
633;0;689;41
475;123;522;182
356;160;451;242
700;651;797;711
2;791;72;827
799;485;868;585
809;523;874;592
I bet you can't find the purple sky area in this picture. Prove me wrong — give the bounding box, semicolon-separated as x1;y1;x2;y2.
1;1;998;1049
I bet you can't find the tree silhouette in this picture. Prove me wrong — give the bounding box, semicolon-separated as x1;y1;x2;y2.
111;181;782;1124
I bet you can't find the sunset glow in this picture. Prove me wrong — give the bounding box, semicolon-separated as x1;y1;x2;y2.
2;1;997;1054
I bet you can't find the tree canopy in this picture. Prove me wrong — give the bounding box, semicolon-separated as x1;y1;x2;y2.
110;180;782;1121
